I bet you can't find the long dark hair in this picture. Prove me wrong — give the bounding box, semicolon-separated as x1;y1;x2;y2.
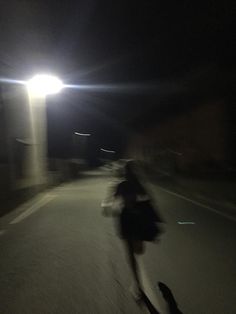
124;161;146;193
124;161;137;181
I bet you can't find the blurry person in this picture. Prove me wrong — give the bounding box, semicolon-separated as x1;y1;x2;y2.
103;160;163;300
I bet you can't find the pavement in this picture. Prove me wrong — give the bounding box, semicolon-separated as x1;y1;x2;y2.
142;167;236;220
0;172;151;314
174;175;236;213
0;169;236;313
143;181;236;314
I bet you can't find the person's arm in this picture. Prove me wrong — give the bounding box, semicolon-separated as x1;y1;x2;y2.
136;180;150;201
101;180;122;216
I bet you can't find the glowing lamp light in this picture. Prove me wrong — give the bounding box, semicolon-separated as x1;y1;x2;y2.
27;74;63;97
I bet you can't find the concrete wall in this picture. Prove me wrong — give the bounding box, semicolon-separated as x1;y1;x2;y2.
128;102;230;174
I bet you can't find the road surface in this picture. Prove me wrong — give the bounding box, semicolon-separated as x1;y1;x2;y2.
0;170;235;313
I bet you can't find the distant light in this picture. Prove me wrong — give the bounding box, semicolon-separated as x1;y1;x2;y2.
74;132;91;137
27;74;63;97
100;148;116;154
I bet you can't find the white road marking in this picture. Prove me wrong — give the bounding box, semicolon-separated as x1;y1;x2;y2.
155;186;236;222
10;194;56;224
178;221;196;225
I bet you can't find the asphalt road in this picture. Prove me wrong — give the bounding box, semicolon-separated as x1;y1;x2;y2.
142;181;236;314
0;170;235;313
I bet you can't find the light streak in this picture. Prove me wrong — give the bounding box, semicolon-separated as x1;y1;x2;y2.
100;148;116;154
74;132;91;137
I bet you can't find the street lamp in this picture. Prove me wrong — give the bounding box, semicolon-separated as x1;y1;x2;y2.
74;132;91;137
73;132;91;160
25;74;63;185
100;148;116;154
100;148;116;163
27;74;63;97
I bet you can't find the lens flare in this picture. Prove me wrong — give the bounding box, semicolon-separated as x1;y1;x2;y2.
27;75;63;97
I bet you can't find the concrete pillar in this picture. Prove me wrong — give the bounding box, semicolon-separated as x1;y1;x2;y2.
27;94;48;186
3;85;48;190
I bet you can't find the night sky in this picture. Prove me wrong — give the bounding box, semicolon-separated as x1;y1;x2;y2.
0;1;235;157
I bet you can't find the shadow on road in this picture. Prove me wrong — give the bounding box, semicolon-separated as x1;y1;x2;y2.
158;282;183;314
141;290;160;314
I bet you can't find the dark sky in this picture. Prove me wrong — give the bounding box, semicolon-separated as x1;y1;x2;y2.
0;0;234;156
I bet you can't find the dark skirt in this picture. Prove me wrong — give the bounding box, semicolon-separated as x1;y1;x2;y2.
119;209;140;239
119;206;159;241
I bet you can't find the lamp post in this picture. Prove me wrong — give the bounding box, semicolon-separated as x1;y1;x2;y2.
73;132;91;160
26;74;63;187
100;148;116;163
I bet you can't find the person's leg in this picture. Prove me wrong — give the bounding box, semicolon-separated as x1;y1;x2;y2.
133;240;144;255
125;239;142;290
